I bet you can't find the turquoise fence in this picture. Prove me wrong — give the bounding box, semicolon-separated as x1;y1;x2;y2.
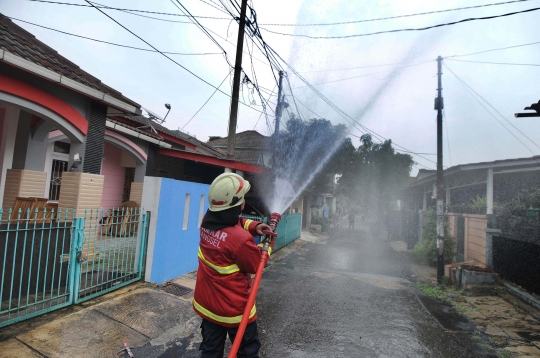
241;213;301;250
0;207;148;328
273;213;302;252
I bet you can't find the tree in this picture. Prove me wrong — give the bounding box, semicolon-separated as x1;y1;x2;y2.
271;117;350;195
337;134;413;220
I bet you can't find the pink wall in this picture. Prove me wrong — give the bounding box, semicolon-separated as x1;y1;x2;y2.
101;142;126;211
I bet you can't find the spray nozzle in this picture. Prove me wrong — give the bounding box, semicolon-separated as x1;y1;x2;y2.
261;212;281;244
269;212;281;231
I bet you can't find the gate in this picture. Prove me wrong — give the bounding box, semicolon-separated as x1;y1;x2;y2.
274;213;302;251
0;207;149;328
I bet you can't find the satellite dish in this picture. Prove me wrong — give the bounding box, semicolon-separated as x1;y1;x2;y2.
142;107;165;124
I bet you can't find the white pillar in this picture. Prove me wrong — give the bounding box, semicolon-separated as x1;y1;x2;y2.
0;107;20;206
486;168;494;215
446;188;451;205
224;168;233;173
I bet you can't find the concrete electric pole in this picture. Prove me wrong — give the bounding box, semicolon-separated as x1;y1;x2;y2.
226;0;248;158
274;70;285;134
435;56;445;283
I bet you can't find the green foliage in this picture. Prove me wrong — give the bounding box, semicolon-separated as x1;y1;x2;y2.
417;282;447;301
337;134;414;219
417;282;469;316
478;343;494;351
413;208;456;266
504;188;540;213
311;215;331;232
271;117;349;195
471;195;487;209
498;349;512;358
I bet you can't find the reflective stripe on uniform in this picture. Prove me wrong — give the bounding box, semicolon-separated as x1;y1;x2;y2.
193;299;257;324
243;219;253;231
198;247;240;274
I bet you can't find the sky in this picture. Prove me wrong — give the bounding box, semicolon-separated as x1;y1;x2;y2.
1;0;539;175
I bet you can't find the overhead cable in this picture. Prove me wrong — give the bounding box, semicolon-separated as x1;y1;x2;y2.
445;58;540;67
444;40;540;58
82;0;265;114
181;70;232;130
260;7;540;39
264;45;440;166
27;0;230;19
294;61;432;88
6;16;221;55
259;0;533;26
444;63;539;154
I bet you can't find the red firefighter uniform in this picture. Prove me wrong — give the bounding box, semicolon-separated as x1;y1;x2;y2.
193;217;273;327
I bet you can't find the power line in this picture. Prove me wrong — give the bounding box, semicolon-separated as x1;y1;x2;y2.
298;60;433;73
445;58;540;67
82;0;265;114
170;0;230;63
6;16;222;55
445;40;540;58
444;63;539;155
294;61;432;88
260;7;540;39
253;84;276;130
198;0;230;15
263;44;440;166
27;0;231;19
259;0;534;26
181;70;232;130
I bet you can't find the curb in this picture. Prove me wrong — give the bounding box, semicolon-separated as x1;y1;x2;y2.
503;282;540;312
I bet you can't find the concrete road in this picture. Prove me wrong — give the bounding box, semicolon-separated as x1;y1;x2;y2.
255;222;496;358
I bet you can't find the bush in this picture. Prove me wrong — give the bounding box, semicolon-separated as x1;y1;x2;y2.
311;215;331;232
414;208;455;266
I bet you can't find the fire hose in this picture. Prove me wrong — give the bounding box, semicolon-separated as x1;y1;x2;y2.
227;212;281;358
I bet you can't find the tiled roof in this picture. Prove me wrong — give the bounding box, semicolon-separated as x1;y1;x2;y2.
207;130;269;148
0;14;140;108
207;130;269;165
123;114;224;157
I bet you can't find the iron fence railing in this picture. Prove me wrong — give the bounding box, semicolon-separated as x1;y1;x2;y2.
74;208;148;303
0;207;148;328
0;208;75;328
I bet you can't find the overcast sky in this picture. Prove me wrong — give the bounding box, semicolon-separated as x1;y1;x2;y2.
2;0;539;174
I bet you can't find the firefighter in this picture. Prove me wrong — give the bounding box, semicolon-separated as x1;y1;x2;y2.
193;173;272;358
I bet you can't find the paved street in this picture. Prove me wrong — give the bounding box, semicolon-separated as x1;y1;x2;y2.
256;221;495;358
1;221;513;358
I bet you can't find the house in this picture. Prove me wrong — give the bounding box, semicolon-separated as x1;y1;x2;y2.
401;155;540;285
0;13;263;216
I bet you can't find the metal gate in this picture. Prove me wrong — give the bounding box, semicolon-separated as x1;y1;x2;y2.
0;207;149;328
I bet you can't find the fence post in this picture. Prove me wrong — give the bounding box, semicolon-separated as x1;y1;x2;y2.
68;217;84;304
137;212;150;276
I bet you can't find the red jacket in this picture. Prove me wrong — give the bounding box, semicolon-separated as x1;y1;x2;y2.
193;217;272;327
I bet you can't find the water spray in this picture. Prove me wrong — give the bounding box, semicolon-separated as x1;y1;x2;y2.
228;212;281;358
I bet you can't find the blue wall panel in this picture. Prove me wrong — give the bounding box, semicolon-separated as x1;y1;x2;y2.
150;178;210;283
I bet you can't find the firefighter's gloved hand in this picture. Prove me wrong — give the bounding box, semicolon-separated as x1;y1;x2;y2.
255;223;271;236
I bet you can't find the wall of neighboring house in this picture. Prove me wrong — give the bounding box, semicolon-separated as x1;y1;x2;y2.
447;212;488;265
101;142;125;211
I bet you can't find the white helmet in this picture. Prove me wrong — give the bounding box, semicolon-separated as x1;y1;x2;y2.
208;173;251;212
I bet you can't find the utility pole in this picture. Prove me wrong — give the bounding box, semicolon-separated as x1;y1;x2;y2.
226;0;248;158
435;56;445;283
274;70;285;134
